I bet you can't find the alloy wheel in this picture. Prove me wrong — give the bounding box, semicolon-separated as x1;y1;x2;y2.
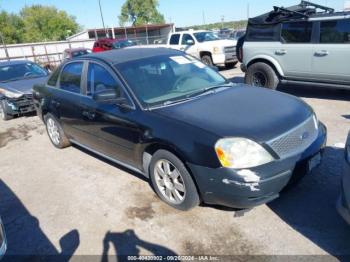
154;159;186;204
47;118;60;145
252;71;267;87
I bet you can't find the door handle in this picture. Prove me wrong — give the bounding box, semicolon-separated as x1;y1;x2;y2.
275;49;287;55
82;110;96;120
315;50;329;56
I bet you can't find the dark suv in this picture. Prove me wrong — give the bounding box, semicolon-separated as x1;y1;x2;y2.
239;1;350;89
33;48;326;211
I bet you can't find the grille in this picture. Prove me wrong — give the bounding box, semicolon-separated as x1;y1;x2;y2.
267;115;318;159
224;46;236;53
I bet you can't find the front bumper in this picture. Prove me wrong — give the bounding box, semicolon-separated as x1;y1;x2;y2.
212;52;238;66
188;122;327;209
0;218;7;259
337;135;350;224
1;95;35;115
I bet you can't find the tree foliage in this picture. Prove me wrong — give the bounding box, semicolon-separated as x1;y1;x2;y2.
0;5;80;44
119;0;165;26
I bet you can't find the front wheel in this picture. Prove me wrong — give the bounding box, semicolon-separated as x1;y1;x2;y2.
149;150;200;211
201;55;213;66
245;62;279;89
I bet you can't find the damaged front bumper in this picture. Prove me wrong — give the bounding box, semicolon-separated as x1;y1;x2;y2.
1;94;36;116
188;123;327;209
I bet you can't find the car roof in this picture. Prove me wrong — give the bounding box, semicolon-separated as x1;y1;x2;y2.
0;60;33;66
82;47;183;65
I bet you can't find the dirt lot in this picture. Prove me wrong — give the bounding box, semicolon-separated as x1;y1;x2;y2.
1;66;350;260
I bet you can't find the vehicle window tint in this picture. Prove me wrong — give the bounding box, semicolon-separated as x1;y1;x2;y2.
47;66;60;87
246;25;280;41
181;34;194;45
59;62;83;94
169;34;180;45
320;19;350;43
281;22;312;43
87;63;121;97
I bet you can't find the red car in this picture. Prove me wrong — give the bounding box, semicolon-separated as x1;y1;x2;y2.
92;38;136;53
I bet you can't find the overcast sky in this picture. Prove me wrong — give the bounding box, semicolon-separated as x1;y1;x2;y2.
1;0;348;29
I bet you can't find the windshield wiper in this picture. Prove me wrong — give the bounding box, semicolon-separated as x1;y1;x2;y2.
186;83;233;98
162;97;194;106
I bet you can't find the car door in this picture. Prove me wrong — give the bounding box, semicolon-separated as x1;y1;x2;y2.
50;61;86;140
77;61;142;167
168;33;181;51
180;33;198;58
311;19;350;84
276;21;315;79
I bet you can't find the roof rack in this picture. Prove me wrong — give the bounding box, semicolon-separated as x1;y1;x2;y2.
300;1;334;13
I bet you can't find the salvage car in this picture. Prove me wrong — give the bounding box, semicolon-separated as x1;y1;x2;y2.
0;217;6;259
63;47;91;61
0;60;49;120
33;48;326;211
337;131;350;224
240;1;350;89
92;38;136;53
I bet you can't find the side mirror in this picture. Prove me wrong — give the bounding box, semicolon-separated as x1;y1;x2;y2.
186;39;194;45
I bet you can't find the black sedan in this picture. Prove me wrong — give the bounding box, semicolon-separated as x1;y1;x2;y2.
0;60;49;120
338;132;350;224
33;48;326;211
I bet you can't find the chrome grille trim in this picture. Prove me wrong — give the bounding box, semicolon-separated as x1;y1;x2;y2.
267;115;318;159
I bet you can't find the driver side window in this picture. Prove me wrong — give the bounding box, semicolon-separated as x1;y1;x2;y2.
87;63;121;97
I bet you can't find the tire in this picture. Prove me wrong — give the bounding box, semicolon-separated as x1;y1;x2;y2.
149;150;200;211
201;54;213;66
0;100;14;121
245;62;279;90
44;113;71;149
225;61;238;69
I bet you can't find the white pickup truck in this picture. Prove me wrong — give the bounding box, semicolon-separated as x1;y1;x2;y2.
165;30;238;68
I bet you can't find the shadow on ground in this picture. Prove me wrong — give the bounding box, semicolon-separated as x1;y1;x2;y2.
101;230;177;261
0;180;80;261
268;147;350;259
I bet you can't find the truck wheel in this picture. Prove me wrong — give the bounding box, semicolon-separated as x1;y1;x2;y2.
0;100;13;121
245;62;279;90
201;55;213;66
44;113;71;149
149;150;200;211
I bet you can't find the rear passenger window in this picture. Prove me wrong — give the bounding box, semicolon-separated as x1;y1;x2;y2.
320;19;350;43
59;62;83;94
47;67;60;87
281;22;312;43
87;63;121;97
169;34;180;45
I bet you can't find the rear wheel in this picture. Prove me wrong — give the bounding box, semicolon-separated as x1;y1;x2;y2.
44;113;71;149
201;54;213;66
149;150;200;211
0;100;13;121
245;62;279;90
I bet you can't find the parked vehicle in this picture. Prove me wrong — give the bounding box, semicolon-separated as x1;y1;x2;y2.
0;217;6;259
0;60;49;121
63;48;91;60
240;1;350;89
33;48;326;211
337;131;350;224
166;30;238;68
230;29;246;40
92;38;137;53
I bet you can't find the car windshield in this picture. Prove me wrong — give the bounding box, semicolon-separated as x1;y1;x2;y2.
71;49;91;58
193;31;221;42
0;62;48;82
115;54;229;108
112;40;136;49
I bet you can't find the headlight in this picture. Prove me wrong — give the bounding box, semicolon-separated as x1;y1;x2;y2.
0;88;23;99
213;46;222;54
215;138;274;169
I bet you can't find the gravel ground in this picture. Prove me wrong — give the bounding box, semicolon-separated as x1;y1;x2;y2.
0;66;350;260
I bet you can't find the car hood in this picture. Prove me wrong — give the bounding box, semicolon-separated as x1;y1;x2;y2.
0;76;48;95
153;86;313;143
199;39;237;48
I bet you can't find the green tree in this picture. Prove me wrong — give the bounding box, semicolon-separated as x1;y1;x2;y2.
119;0;165;26
0;11;24;44
20;5;80;42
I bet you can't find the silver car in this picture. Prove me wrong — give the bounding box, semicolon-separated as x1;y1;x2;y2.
0;217;6;259
240;1;350;90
